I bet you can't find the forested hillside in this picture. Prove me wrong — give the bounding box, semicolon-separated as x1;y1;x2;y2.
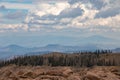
0;50;120;67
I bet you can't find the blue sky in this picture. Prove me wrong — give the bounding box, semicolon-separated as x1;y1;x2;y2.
0;0;120;48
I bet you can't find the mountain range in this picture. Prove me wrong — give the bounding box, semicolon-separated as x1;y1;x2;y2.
0;44;119;60
0;44;98;59
0;35;119;59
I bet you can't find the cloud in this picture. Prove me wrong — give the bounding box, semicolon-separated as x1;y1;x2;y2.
34;2;70;16
25;2;84;25
0;7;28;24
29;19;57;25
95;7;120;18
0;5;6;10
24;2;70;25
95;0;120;18
4;10;28;20
59;7;84;18
0;0;120;33
4;0;33;4
0;2;34;9
70;14;120;31
23;0;120;32
0;23;28;32
68;0;106;9
0;13;3;17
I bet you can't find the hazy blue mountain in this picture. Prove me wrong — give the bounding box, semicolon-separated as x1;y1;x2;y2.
113;48;120;53
0;44;98;59
79;35;116;44
0;44;30;53
78;35;119;49
0;35;119;59
0;45;30;60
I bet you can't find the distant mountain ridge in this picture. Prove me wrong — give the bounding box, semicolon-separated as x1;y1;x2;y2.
0;35;119;59
113;48;120;53
0;44;120;59
79;35;117;44
0;44;98;59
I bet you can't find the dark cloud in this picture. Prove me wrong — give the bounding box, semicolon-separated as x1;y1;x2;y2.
68;0;80;4
4;10;28;20
28;20;58;26
0;0;33;3
69;0;106;9
88;0;106;10
59;7;84;18
40;7;84;20
27;7;84;27
95;7;120;18
0;5;6;10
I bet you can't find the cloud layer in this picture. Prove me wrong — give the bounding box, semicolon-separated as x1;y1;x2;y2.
0;0;120;32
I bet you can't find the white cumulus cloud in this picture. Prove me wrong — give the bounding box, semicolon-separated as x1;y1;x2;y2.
0;0;120;32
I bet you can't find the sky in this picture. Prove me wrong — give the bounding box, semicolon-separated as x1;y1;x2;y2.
0;0;120;48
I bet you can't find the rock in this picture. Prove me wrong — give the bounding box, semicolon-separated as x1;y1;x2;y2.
0;65;120;80
17;71;24;75
63;68;73;77
22;71;39;79
40;75;63;80
10;77;19;80
67;75;81;80
110;68;119;72
4;70;12;77
82;74;101;80
113;72;120;76
45;70;63;76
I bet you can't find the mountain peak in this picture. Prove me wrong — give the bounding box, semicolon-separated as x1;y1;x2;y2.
5;44;24;49
86;35;113;41
46;44;61;47
89;35;107;38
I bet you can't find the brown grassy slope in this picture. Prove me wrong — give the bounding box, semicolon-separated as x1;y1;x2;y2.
0;65;120;80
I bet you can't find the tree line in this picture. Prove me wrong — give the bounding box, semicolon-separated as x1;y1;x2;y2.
0;50;120;67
